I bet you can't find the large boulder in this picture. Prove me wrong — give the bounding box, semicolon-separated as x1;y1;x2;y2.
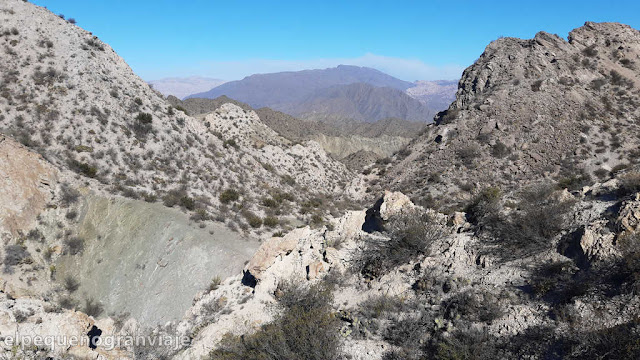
379;191;415;220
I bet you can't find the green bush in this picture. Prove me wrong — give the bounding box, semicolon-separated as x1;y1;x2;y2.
83;298;104;318
132;112;153;138
243;211;262;228
531;79;544;91
210;282;340;360
208;276;221;292
442;290;502;323
582;44;598;57
356;209;444;279
223;139;238;149
436;108;459;125
557;171;592;191
456;144;481;167
174;105;188;115
3;244;30;272
485;183;575;259
465;187;502;225
179;196;196;211
491;141;510;158
263;216;279;228
68;159;97;178
262;198;279;208
219;189;240;204
619;172;640;197
281;175;296;186
63;275;80;292
162;189;195;210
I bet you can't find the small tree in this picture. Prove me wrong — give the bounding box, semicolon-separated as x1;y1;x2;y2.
132;113;153;138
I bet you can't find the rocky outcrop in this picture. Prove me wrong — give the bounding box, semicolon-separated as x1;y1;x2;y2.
617;194;640;235
244;229;304;282
0;136;57;236
0;292;133;358
383;22;640;209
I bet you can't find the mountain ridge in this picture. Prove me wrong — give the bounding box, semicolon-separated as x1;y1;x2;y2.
185;65;452;124
376;21;640;209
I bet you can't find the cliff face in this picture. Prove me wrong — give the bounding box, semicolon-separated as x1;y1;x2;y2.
380;22;640;208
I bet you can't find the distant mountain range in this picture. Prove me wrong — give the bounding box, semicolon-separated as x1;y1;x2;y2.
149;76;226;99
279;82;435;123
185;65;457;123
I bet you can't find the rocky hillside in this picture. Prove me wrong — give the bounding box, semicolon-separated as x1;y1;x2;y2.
3;3;640;359
157;178;640;359
0;0;356;232
378;22;640;210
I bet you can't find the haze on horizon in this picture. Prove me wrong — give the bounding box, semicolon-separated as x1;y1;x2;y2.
30;0;640;82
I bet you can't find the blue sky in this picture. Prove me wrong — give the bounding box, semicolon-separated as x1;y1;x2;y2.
32;0;640;81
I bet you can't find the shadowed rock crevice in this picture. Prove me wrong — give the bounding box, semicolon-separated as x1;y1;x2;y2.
362;197;384;233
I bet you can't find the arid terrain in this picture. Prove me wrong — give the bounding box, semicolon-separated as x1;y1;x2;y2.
1;1;640;359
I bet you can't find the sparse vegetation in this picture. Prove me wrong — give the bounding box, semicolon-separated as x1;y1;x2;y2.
64;237;85;255
3;244;30;273
162;189;196;210
82;297;104;318
208;276;222;292
210;282;340;360
456;144;481;167
68;159;97;178
243;211;262;228
263;216;279;228
219;189;240;204
356;209;444;279
482;183;575;259
531;79;544;91
63;275;80;292
582;44;598;57
132;112;153;138
619;172;640;196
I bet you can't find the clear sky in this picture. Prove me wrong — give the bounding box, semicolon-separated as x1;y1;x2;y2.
32;0;640;81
